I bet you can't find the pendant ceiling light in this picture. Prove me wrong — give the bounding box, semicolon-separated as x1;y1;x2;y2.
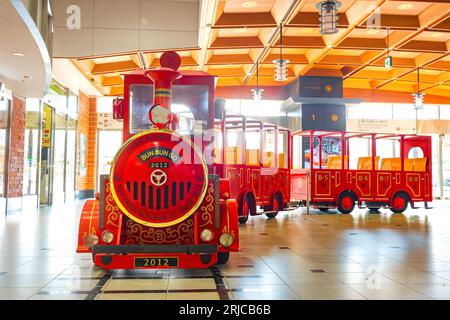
273;23;289;81
251;62;264;101
316;1;341;35
413;67;425;110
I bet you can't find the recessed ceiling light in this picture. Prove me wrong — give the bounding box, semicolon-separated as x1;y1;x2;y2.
397;3;414;10
300;28;314;34
234;28;247;33
242;1;257;8
366;29;380;35
430;33;443;38
13;52;25;57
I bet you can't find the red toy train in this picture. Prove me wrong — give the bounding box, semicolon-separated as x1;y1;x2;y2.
77;52;239;269
77;51;432;269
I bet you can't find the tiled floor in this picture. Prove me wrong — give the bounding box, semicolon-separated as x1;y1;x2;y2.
1;201;450;300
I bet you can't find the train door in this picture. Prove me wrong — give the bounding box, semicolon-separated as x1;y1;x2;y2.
0;95;10;216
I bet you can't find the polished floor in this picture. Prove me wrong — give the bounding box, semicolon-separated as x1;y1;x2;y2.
1;201;450;300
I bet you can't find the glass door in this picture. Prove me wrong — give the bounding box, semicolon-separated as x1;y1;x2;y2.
39;104;53;206
0;97;10;215
23;99;41;203
52;112;67;205
443;135;450;199
65;117;77;201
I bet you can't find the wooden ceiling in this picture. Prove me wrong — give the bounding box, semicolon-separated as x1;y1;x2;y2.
70;0;450;99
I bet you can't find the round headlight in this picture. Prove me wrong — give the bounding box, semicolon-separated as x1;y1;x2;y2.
101;231;114;244
200;229;214;242
219;233;234;248
83;234;99;248
149;104;170;127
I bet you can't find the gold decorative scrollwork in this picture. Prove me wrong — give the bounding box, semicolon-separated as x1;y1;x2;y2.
124;217;194;245
105;183;120;227
198;183;214;228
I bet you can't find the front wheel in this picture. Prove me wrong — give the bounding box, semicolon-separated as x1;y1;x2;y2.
266;194;282;219
337;192;356;214
238;195;250;224
390;193;409;213
216;252;230;265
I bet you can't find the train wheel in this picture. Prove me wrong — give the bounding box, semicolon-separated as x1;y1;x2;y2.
238;195;250;224
266;193;282;219
337;192;356;214
216;252;230;265
390;193;409;213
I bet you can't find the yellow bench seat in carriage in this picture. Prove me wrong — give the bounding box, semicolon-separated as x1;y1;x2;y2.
225;146;243;164
380;157;427;171
413;158;427;172
357;156;380;170
326;155;348;169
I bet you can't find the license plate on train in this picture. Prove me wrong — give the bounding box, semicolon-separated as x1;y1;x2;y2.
134;257;178;268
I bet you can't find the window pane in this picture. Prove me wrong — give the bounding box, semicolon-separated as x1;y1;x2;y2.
417;105;439;120
439;105;450;120
392;104;417;119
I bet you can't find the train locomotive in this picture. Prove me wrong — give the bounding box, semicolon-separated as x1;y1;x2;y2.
77;51;239;269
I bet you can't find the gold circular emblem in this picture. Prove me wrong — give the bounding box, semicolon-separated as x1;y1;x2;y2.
325;84;333;92
331;114;338;122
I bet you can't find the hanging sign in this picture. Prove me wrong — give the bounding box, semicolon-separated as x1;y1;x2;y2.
42;104;52;148
347;118;416;134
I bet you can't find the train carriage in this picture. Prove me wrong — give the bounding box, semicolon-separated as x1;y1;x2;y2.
77;52;239;269
214;113;291;224
290;130;432;214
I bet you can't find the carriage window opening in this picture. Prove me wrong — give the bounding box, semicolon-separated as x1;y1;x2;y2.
292;135;303;169
214;128;223;164
262;129;276;168
245;130;261;166
349;137;372;170
225;128;244;164
278;132;288;169
408;147;424;159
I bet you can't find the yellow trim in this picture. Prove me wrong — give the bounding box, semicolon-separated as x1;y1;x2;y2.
88;201;97;234
355;172;371;196
314;171;331;196
406;173;421;197
110;129;208;228
376;172;391;196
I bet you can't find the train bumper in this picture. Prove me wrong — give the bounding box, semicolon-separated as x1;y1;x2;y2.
92;244;218;269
